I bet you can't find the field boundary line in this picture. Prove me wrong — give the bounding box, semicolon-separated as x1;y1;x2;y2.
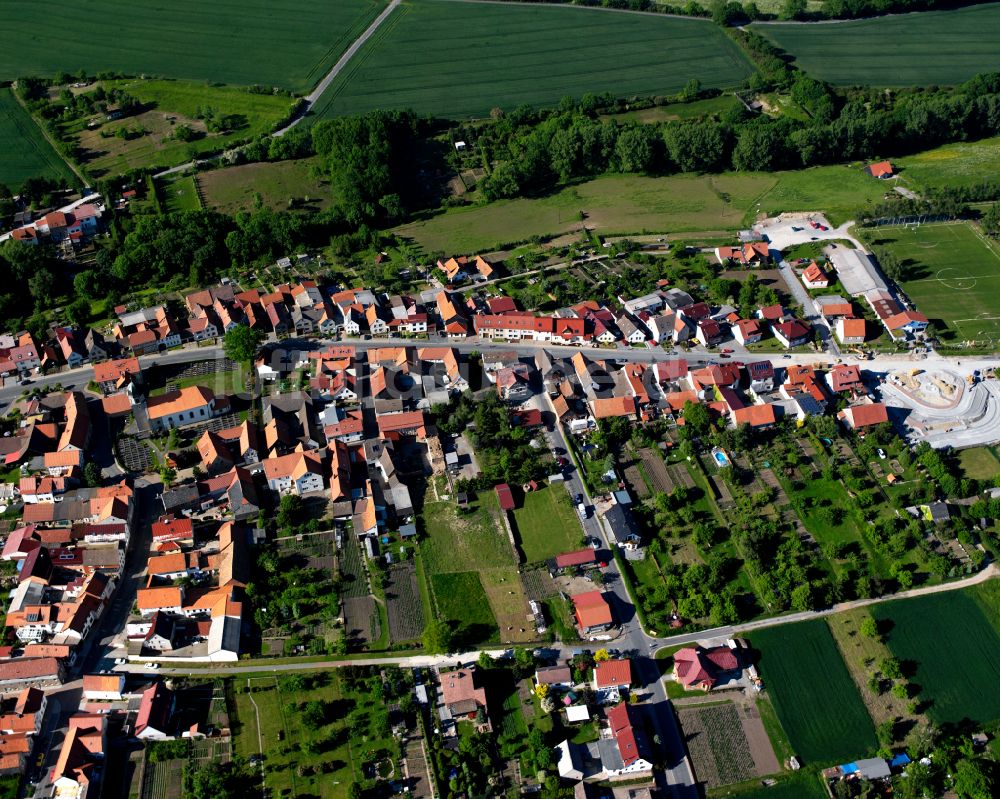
9;85;87;185
275;0;403;136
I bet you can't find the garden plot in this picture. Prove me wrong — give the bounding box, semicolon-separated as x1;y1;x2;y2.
637;447;674;494
385;561;425;643
678;702;758;788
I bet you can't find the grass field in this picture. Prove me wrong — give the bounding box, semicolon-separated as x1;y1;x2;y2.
420;493;533;644
959;446;1000;481
0;0;386;91
871;222;1000;343
232;673;392;799
896;136;1000;192
72;79;295;176
752;619;876;765
160;175;202;214
430;571;499;642
712;769;827;799
198;158;332;216
312;0;754;119
754;4;1000;87
0;88;76;190
872;590;1000;725
395;164;884;252
512;485;583;563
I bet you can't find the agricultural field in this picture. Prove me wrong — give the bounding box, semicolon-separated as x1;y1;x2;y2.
754;4;1000;87
870;222;1000;343
677;702;760;788
420;491;534;644
0;88;76;191
872;589;1000;725
0;0;387;91
511;485;583;564
752;620;876;765
394;165;884;253
312;0;754;119
198;157;332;216
384;561;425;643
71;79;295;176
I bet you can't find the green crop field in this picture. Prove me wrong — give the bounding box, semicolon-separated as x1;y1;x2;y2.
872;589;1000;725
870;222;1000;343
754;4;1000;87
752;620;875;765
0;0;386;91
0;88;76;190
512;485;583;563
312;0;754;119
716;770;827;799
395;164;884;253
159;174;202;214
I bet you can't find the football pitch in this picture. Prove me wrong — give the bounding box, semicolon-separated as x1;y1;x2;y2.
312;0;755;119
872;222;1000;343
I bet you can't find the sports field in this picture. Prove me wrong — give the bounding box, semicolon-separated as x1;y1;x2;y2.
752;620;876;765
755;4;1000;87
873;222;1000;343
0;89;76;190
0;0;386;91
872;589;1000;724
395;164;884;253
312;0;754;119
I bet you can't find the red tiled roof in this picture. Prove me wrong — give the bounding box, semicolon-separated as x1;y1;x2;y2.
554;549;597;569
594;658;632;689
573;591;612;628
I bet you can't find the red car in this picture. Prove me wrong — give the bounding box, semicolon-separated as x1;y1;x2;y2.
809;220;820;229
722;348;734;353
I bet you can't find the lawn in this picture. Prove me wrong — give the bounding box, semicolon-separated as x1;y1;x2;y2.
754;4;1000;87
959;445;1000;481
752;619;876;765
160;175;202;214
872;589;1000;725
512;485;583;563
869;221;1000;343
72;79;295;176
0;0;387;91
394;165;884;253
0;88;77;191
198;158;332;216
710;769;827;799
311;0;754;119
792;474;869;548
605;94;740;125
430;571;499;644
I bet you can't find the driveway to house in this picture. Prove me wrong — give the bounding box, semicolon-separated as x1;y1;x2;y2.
775;258;841;357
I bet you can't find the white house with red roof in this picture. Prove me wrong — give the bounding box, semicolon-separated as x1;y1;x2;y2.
673;645;740;691
593;658;632;704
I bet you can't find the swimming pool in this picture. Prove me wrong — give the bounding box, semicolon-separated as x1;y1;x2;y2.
712;448;730;468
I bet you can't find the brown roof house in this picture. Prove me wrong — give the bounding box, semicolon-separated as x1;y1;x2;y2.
439;667;490;731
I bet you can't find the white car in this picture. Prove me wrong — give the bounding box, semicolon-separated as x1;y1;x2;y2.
877;448;887;460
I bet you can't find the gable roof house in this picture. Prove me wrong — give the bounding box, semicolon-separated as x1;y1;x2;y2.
836;317;867;345
866;160;894;179
439;667;489;729
772;319;812;349
838;402;889;432
572;591;613;631
145;387;218;433
673;645;740;691
800;261;830;289
262;452;325;497
602;702;654;777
